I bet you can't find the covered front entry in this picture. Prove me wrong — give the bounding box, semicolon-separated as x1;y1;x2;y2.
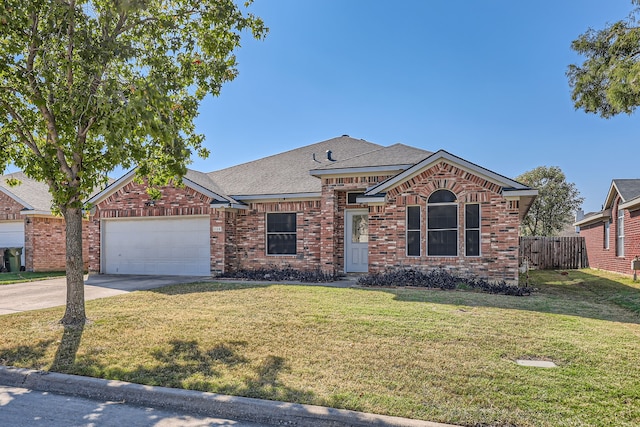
345;210;368;273
102;216;211;276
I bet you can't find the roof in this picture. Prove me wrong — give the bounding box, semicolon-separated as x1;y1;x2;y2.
310;143;432;173
0;171;53;212
207;136;383;197
611;179;640;203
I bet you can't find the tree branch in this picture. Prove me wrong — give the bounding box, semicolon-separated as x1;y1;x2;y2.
0;99;45;159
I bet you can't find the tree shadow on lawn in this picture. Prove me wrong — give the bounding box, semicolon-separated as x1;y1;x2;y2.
80;339;316;404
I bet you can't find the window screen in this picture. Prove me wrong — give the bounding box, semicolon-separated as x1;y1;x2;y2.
407;206;421;256
267;213;296;255
465;204;480;257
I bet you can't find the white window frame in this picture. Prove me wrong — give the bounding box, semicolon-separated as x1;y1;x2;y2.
464;203;481;257
426;190;458;257
617;208;624;257
406;205;421;257
266;212;297;256
604;219;610;250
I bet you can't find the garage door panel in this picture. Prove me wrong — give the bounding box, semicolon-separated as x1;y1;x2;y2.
0;221;26;266
103;217;210;276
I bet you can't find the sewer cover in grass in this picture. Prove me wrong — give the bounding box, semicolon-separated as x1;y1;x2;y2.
516;359;557;368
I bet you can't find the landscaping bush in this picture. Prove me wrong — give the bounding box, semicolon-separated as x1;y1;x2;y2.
220;265;335;283
357;268;533;296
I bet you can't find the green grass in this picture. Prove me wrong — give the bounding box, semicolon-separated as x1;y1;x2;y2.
1;269;639;426
0;271;65;285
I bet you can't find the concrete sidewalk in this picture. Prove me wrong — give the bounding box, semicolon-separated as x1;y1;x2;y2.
0;366;458;427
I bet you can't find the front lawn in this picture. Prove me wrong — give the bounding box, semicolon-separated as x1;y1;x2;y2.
0;269;639;426
0;271;66;285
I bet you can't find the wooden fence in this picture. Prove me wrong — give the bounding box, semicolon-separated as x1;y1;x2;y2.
519;236;588;270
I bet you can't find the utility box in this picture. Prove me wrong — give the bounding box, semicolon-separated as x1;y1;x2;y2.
5;247;22;272
632;259;640;271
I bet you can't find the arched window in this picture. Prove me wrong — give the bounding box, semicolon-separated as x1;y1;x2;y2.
427;190;458;256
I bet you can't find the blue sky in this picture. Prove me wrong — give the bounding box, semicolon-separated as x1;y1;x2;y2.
195;1;637;214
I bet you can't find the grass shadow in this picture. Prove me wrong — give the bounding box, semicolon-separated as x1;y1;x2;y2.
77;338;315;404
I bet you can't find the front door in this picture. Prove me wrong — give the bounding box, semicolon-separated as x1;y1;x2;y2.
345;210;369;273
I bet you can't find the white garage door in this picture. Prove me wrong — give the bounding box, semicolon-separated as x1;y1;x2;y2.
0;221;25;266
102;216;211;276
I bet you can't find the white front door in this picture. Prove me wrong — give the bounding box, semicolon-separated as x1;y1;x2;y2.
345;210;368;273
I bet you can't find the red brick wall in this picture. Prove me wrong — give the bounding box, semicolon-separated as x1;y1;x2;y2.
231;200;323;272
368;162;522;283
1;192;89;272
581;196;640;276
25;216;90;272
88;179;214;274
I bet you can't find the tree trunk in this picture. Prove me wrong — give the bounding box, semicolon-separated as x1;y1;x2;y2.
60;207;86;326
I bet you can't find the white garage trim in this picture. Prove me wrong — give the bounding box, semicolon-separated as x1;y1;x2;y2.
101;216;211;276
0;221;26;267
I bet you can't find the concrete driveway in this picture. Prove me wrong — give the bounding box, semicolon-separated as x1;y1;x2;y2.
0;275;209;315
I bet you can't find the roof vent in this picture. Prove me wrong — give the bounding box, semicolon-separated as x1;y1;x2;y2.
326;150;334;161
342;134;349;137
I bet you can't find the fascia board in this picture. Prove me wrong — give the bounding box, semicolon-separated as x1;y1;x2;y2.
0;186;34;210
355;195;386;205
603;181;621;209
20;210;56;217
365;150;529;195
210;202;248;210
574;209;611;227
181;177;235;203
503;189;539;198
86;168;137;205
232;192;322;201
310;165;412;176
619;196;640;211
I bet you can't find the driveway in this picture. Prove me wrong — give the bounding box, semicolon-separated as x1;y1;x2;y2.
0;275;209;315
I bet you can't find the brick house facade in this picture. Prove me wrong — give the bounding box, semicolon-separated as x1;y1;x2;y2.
88;136;536;283
575;180;640;276
0;172;89;272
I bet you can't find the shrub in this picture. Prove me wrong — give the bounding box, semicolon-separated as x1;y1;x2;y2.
357;268;533;296
220;265;335;283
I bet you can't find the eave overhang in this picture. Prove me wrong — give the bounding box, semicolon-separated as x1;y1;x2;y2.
574;209;612;227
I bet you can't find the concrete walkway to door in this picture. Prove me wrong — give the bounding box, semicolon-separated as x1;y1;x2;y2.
0;275;208;316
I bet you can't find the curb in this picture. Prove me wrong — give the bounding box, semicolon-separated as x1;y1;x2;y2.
0;366;458;427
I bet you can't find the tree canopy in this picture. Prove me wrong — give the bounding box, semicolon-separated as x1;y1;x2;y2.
517;166;584;237
568;0;640;117
0;0;267;325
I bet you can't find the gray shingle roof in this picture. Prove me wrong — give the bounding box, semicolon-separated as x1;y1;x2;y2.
0;171;53;211
207;136;384;196
311;143;432;171
613;179;640;202
184;169;237;203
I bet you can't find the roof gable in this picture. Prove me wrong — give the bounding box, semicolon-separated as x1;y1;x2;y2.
365;150;532;196
207;136;383;197
604;179;640;209
0;172;52;212
87;168;234;206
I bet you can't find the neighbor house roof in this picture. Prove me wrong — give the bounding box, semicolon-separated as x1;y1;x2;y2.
0;171;53;213
207;135;383;198
575;178;640;227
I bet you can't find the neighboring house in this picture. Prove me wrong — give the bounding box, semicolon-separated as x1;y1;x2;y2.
0;172;89;271
574;179;640;276
87;136;537;283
